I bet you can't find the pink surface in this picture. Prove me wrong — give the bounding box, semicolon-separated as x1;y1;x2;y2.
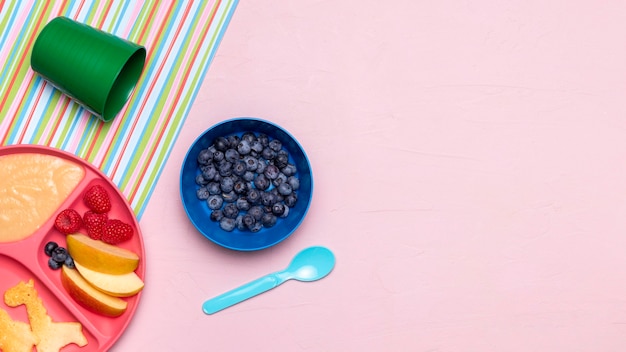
115;1;626;351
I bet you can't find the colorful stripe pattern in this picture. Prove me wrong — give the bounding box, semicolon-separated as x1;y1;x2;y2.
0;0;238;218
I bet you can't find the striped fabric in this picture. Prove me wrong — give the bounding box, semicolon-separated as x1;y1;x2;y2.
0;0;238;218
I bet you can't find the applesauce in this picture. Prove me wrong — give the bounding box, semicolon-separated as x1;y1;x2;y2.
0;153;84;242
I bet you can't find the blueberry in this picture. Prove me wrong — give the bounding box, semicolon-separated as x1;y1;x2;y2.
277;182;293;196
248;206;264;221
274;153;289;169
250;140;264;153
271;203;285;216
227;135;241;148
64;255;75;269
236;198;251;211
219;217;236;232
196;187;210;200
273;173;287;186
210;209;224;222
261;213;277;227
233;180;248;195
201;164;217;180
220;177;234;193
235;215;246;231
48;257;62;270
281;164;297;176
264;164;280;180
279;205;290;218
256;159;267;174
218;161;232;177
212;150;224;162
261;147;276;160
237;140;251;155
223;203;239;218
287;176;300;191
243;156;258;171
261;192;278;206
253;174;270;190
284;193;298;207
52;247;68;263
242;214;256;229
243;171;255;182
247;188;261;204
277;149;289;158
44;241;58;257
269;139;282;152
197;149;213;165
224;148;240;163
257;133;270;147
242;132;256;143
214;137;229;151
207;195;224;210
222;190;238;203
269;187;284;202
195;174;209;186
233;161;247;176
207;182;221;195
249;221;263;232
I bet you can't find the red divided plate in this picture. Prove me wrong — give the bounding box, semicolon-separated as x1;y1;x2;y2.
0;145;145;351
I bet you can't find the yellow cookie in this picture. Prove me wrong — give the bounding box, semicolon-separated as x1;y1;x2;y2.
4;280;88;352
0;307;38;352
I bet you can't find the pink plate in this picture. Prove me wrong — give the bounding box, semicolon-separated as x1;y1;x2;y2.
0;145;145;351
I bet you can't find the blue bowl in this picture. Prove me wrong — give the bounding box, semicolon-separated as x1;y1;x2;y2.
180;118;313;251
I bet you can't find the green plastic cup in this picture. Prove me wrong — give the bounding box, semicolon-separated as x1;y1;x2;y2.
31;16;146;122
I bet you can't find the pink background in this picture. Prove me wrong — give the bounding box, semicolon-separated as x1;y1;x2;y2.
116;1;626;351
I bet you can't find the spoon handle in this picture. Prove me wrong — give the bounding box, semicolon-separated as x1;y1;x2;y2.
202;273;284;314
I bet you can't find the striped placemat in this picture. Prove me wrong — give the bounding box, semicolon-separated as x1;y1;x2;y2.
0;0;238;218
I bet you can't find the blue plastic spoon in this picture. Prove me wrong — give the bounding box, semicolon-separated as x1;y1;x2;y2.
202;246;335;314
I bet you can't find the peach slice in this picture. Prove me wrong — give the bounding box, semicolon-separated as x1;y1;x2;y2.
61;266;127;317
66;234;139;275
74;261;144;297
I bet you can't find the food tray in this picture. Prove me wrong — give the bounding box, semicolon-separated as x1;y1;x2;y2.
0;145;145;351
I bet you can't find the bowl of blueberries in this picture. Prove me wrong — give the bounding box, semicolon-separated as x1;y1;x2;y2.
180;117;313;251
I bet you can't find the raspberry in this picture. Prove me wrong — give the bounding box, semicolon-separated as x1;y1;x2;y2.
83;185;111;213
83;211;108;240
54;209;82;234
101;219;133;244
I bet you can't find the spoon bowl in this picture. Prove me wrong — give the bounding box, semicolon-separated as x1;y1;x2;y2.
202;246;335;314
286;246;335;282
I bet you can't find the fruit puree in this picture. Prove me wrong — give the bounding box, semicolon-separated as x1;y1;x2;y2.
0;153;84;242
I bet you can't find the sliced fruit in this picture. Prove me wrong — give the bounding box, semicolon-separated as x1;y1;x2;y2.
61;266;127;317
66;234;139;275
74;261;144;297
